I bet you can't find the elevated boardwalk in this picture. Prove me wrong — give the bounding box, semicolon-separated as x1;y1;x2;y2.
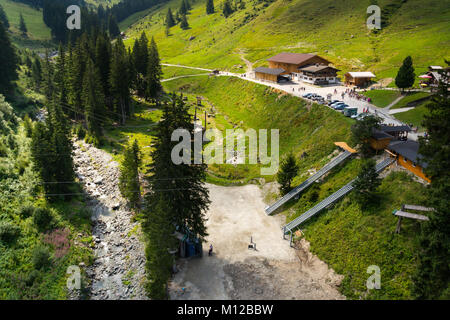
265;149;354;215
283;157;395;236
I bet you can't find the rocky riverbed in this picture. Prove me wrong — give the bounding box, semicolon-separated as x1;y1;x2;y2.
73;140;147;300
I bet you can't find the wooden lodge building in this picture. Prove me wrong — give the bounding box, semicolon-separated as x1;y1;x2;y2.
297;64;340;85
255;52;337;83
344;72;376;87
387;140;431;183
370;125;411;151
254;67;286;83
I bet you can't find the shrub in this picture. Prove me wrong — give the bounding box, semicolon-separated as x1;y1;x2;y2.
33;208;54;232
18;205;35;218
32;245;51;270
0;221;21;244
74;124;86;140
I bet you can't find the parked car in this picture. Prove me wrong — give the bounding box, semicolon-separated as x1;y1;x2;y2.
355;113;370;121
331;102;346;108
343;107;358;117
330;101;344;107
302;93;313;98
328;100;340;106
333;104;348;111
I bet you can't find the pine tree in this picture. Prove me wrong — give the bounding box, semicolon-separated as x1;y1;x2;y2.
0;4;10;29
206;0;215;14
31;57;42;90
413;66;450;299
223;0;234;18
277;152;299;196
145;94;210;239
146;37;162;102
82;58;105;142
108;15;120;38
19;14;27;35
42;50;54;102
180;14;189;30
350;114;382;158
54;44;67;106
68;38;86;120
110;37;131;124
0;20;18;94
179;0;188;15
165;8;175;28
144;194;176;299
95;33;112;105
119;139;142;209
395;56;415;91
352;159;381;209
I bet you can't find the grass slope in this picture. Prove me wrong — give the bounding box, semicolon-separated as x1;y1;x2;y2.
163;75;353;184
303;171;427;299
0;0;51;40
124;0;449;81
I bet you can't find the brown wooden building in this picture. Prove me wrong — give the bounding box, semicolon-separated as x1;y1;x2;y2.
254;67;285;82
344;72;376;87
388;140;431;183
296;64;340;85
267;53;330;75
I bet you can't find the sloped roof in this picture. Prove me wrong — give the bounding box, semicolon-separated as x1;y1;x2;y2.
254;67;285;75
388;140;428;168
372;129;394;140
299;64;339;73
267;53;327;65
346;72;376;78
380;125;412;133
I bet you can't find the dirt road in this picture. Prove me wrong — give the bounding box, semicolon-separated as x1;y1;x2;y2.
169;184;344;300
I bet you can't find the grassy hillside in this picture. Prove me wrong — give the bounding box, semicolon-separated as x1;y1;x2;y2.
163;75;353;184
0;96;93;299
124;0;449;83
302;171;427;299
0;0;51;40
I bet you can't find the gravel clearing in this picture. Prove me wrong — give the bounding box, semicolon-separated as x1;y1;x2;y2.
169;184;345;300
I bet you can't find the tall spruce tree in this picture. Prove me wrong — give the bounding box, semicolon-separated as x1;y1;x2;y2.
0;20;18;94
0;4;9;29
119;139;142;209
95;33;112;106
54;44;68;106
82;58;105;143
179;0;188;15
352;159;381;209
108;15;120;38
206;0;215;14
180;14;189;30
146;37;162;102
350;114;382;158
277;152;299;196
143;94;210;297
110;37;131;124
223;0;234;18
19;13;27;35
165;8;175;28
42;50;54;102
413;66;450;299
31;57;42;90
395;56;415;91
68;38;86;120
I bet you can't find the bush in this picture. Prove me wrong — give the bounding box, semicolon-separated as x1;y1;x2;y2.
32;245;51;270
33;208;54;232
0;221;21;244
74;124;86;140
18;205;35;218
